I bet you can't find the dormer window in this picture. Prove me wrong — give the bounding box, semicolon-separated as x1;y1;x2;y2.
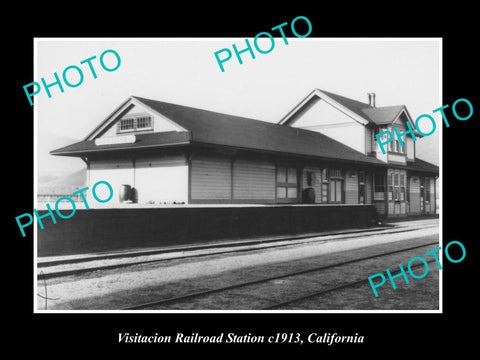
388;139;405;154
117;115;153;133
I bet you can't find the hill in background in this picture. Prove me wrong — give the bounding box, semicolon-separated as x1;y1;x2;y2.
38;168;86;195
37;129;86;195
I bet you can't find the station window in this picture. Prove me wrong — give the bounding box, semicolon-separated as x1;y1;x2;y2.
389;139;405;154
119;118;135;131
277;166;298;202
388;173;393;200
327;169;343;203
118;115;153;133
374;173;385;193
400;173;406;201
388;171;406;201
406;175;410;202
329;168;342;178
136;116;152;129
425;177;431;203
393;173;399;200
329;179;343;203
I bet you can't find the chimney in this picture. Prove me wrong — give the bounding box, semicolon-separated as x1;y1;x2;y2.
368;92;376;107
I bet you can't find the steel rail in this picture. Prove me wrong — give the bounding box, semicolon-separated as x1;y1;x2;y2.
38;226;436;280
120;241;439;310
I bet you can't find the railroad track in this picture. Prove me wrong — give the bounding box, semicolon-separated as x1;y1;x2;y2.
37;225;437;280
120;241;439;310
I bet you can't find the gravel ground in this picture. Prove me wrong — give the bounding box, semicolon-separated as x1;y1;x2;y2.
37;222;439;311
147;237;439;310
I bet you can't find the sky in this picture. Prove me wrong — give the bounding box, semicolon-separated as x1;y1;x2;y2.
35;38;441;176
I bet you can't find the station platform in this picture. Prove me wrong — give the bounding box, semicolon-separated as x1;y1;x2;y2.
37;204;381;257
36;218;440;285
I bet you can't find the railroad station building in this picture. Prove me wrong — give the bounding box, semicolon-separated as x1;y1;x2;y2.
51;88;439;218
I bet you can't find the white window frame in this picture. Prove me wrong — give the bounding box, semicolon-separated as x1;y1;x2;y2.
118;115;153;133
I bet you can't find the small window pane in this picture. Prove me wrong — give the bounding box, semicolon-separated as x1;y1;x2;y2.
277;167;286;183
394;174;399;186
120;118;134;131
322;183;328;202
287;187;297;199
335;181;342;202
287;168;297;184
374;174;385;193
322;168;328;182
277;187;286;198
137;116;152;129
330;169;341;178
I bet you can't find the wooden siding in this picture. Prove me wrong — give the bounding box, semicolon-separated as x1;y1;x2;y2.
191;156;231;200
135;155;188;204
233;159;275;200
406;137;415;160
345;171;358;204
302;166;323;203
136;155;186;168
374;202;385;215
388;153;407;165
366;127;372;154
292;98;367;154
88;159;134;207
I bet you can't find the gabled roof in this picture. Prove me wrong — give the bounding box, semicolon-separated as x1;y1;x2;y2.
279;88;418;132
361;105;406;125
50;95;439;175
135;96;387;165
51;96;384;166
